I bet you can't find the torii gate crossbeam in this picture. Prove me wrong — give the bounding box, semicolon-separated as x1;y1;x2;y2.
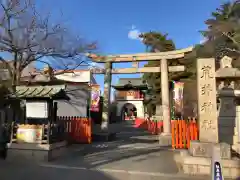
87;47;193;145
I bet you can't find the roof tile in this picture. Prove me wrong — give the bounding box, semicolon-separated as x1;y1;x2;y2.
14;85;66;98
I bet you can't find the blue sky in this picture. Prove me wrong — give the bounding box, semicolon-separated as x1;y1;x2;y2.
2;0;227;98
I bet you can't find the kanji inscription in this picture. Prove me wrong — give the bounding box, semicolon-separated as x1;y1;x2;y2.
201;84;212;96
197;58;218;143
201;66;213;79
200;102;213;113
201;120;216;130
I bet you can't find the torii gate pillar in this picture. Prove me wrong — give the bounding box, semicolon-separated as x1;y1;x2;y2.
159;58;172;146
101;62;112;130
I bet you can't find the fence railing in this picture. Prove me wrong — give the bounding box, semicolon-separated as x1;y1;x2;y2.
171;119;198;149
58;116;92;144
10;116;92;144
134;118;198;149
134;118;163;134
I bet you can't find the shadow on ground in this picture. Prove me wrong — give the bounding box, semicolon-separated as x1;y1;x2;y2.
0;121;211;180
44;121;179;174
0;160;118;180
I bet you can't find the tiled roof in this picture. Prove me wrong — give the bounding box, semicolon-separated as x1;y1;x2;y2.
14;85;66;98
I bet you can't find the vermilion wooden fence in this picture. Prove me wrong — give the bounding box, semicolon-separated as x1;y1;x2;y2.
171;119;198;149
134;118;163;135
58;116;92;144
134;118;198;149
134;118;147;128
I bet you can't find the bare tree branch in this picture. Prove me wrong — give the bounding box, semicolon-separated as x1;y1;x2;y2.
0;0;97;90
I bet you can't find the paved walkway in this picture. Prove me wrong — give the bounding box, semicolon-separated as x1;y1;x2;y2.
0;145;209;180
0;161;209;180
44;143;179;174
0;122;212;180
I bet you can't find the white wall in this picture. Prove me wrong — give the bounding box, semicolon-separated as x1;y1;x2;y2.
56;85;89;117
55;71;96;84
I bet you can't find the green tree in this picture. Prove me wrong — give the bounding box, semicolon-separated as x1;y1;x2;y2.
139;32;175;114
140;0;240;117
182;0;240;79
140;32;194;103
139;32;181;115
200;0;240;61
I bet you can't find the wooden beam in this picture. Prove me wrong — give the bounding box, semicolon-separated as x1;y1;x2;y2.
108;47;193;58
86;46;193;62
88;53;184;62
91;66;185;74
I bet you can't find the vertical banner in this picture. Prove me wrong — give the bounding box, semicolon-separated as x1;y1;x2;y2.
173;81;184;118
90;85;101;112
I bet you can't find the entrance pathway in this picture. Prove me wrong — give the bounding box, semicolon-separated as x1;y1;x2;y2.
0;160;210;180
0;121;219;180
43;141;178;174
39;121;210;179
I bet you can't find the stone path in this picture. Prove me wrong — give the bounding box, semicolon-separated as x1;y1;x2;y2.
0;160;209;180
0;121;217;180
44;142;178;174
0;145;209;180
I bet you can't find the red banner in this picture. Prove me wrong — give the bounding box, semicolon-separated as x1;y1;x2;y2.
173;82;184;117
90;85;100;112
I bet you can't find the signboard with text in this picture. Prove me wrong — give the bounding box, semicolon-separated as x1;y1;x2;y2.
90;85;101;112
173;81;184;118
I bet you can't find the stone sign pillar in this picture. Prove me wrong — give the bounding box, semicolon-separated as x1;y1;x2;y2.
185;58;231;169
159;58;171;145
197;58;218;143
101;62;112;130
172;57;240;178
188;58;232;159
179;58;232;177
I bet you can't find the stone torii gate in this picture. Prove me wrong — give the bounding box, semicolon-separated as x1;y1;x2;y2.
86;47;193;143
